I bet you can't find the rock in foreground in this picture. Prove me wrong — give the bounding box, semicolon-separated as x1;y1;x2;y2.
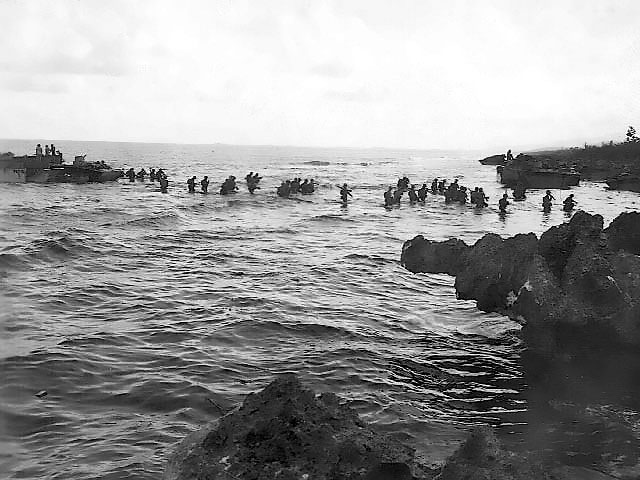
165;376;585;480
438;426;556;480
164;374;430;480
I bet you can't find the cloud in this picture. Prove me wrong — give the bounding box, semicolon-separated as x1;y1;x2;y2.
0;0;137;77
0;74;70;94
1;0;640;148
0;52;130;77
324;86;385;103
310;62;352;78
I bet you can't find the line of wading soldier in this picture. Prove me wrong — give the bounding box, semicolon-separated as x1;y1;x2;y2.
124;168;578;212
385;177;491;208
181;173;324;200
125;167;169;192
183;172;263;195
384;176;577;214
276;177;317;197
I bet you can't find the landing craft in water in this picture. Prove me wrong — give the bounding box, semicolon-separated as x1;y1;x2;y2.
0;152;124;183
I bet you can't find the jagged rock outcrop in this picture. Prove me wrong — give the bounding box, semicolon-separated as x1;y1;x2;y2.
438;426;553;480
454;233;538;312
605;211;640;255
163;374;432;480
401;211;640;357
400;237;469;276
164;376;618;480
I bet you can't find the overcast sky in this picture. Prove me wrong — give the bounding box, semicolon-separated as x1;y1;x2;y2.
1;0;639;149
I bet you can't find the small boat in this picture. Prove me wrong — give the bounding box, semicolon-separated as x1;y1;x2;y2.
606;173;640;193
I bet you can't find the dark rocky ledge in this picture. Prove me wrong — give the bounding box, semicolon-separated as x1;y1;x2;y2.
482;141;640;181
402;212;640;478
164;375;609;480
401;211;640;360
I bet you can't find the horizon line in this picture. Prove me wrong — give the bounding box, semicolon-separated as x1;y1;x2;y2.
0;135;617;154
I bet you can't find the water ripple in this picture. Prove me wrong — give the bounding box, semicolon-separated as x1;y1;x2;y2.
1;142;638;478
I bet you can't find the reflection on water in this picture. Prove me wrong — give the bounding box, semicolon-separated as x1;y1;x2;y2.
1;140;639;478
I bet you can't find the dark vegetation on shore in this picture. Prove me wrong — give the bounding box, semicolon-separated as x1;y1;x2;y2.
482;127;640;181
524;126;640;180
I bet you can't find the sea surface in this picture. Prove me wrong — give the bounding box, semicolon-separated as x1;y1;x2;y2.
1;140;639;479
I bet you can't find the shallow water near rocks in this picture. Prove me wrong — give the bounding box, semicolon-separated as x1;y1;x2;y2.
1;140;639;479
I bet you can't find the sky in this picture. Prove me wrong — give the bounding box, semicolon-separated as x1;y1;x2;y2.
1;0;639;150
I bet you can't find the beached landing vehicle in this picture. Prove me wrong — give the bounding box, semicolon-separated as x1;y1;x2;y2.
498;154;580;189
0;152;123;183
606;173;640;193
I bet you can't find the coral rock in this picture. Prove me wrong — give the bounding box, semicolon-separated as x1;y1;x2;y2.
164;375;428;480
401;211;640;357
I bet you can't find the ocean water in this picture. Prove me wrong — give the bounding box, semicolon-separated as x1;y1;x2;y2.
1;140;639;479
